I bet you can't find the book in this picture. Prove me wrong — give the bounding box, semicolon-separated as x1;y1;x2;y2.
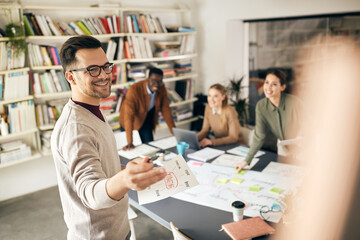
187;147;225;162
221;217;275;240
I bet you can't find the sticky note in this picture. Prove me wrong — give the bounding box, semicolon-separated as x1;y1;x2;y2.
216;178;229;184
249;185;261;192
191;161;203;167
236;170;246;175
269;187;283;195
230;178;244;184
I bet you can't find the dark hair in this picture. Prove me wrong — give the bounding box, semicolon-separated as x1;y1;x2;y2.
148;67;163;77
266;69;287;86
60;35;101;71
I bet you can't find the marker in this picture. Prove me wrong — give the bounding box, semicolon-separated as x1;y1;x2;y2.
139;155;154;163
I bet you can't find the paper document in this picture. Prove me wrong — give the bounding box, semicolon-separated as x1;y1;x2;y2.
211;154;259;170
173;161;302;223
277;137;302;146
148;136;178;149
187;147;225;162
118;144;159;160
262;161;308;180
227;145;265;158
138;154;199;205
114;130;142;150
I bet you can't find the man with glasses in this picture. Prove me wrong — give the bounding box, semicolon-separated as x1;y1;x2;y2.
120;67;175;150
51;35;166;240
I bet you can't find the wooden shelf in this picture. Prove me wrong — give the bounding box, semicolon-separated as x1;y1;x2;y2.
0;67;30;74
122;7;191;13
0;96;34;105
31;65;62;71
127;53;197;63
38;124;55;131
34;91;71;100
0;128;38;142
0;152;42;169
157;117;198;130
111;82;132;90
0;4;21;9
22;5;121;11
105;112;119;121
170;97;197;108
163;72;197;83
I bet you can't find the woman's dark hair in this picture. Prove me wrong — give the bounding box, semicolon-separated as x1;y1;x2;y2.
266;69;287;86
60;35;101;71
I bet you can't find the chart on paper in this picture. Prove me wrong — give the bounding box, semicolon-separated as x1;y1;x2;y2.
137;154;199;205
172;161;304;223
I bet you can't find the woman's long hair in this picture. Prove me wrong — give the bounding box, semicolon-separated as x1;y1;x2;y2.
209;83;228;129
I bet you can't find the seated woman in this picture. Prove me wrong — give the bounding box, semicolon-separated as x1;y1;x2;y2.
236;69;303;171
197;83;243;147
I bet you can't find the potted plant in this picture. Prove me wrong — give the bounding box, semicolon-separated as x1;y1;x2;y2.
5;22;26;57
226;76;248;126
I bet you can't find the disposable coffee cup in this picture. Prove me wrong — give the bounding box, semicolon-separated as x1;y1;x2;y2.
232;201;245;221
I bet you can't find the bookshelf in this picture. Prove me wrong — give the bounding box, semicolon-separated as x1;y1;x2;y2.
0;4;42;168
0;3;198;167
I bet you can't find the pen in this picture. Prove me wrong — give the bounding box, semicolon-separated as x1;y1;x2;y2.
139;155;153;163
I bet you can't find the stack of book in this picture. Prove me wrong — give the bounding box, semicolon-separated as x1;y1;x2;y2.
174;59;192;75
27;43;61;67
23;13;121;36
126;63;147;81
100;94;118;116
166;26;195;32
175;108;193;122
101;37;124;61
124;36;153;59
166;88;183;104
30;70;70;95
35;99;66;127
124;13;167;33
40;130;52;153
2;69;29;100
0;140;32;164
112;64;127;85
154;41;180;58
0;42;26;70
7;100;37;133
179;35;196;54
150;62;176;79
175;79;193;100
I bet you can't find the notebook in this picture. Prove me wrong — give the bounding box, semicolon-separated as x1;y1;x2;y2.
221;217;275;240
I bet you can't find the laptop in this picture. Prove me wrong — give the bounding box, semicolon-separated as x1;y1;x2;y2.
173;128;200;150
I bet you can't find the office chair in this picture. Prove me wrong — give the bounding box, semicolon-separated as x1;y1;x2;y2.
170;221;192;240
128;206;138;240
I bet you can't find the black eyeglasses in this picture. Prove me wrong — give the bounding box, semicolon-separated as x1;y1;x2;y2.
150;77;163;86
70;63;114;77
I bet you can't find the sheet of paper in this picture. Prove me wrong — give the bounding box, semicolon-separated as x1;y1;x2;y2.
227;145;265;158
262;161;308;180
138;154;199;205
114;130;142;150
118;144;159;160
187;147;225;162
173;161;302;223
148;136;178;149
211;154;259;170
277;137;302;146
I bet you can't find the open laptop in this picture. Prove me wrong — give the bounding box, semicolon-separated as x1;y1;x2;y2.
173;128;200;150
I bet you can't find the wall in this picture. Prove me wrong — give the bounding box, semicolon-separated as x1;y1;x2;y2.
195;0;360;93
1;0;360;201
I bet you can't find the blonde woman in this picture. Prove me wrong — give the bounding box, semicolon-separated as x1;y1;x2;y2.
197;83;243;147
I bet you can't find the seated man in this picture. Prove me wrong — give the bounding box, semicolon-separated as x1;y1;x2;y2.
120;67;175;150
